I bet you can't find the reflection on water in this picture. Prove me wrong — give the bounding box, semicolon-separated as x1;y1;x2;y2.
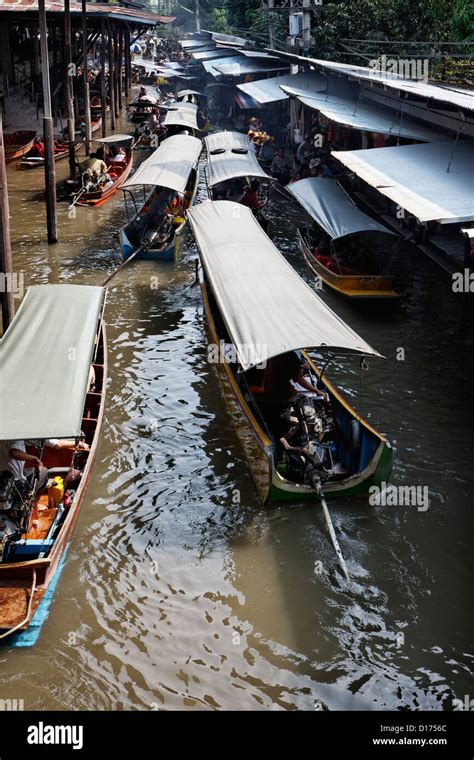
1;121;473;710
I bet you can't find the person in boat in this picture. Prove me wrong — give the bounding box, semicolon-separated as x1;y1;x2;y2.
258;137;275;166
82;153;109;190
112;146;127;163
28;137;45;159
133;187;176;247
0;438;89;496
239;180;263;211
270;148;290;185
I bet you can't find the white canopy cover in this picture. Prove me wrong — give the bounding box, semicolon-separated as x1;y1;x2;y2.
0;285;104;441
122;134;202;191
332;139;474;224
287;177;396;240
187;200;381;370
205;131;270;187
163;102;199;130
237;71;327;104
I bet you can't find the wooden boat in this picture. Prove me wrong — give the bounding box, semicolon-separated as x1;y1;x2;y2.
127;90;159;123
119;134;202;262
74;135;134;207
287;177;401;300
19;141;79;170
5;130;36;163
187;200;393;504
0;284;106;644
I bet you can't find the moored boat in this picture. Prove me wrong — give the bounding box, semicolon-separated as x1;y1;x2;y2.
119;133;202;261
287;177;402;300
0;284;106;644
73;134;134;207
187;200;393;503
19;140;80;170
5;130;36;164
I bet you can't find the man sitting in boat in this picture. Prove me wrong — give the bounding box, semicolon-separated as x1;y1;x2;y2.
239;180;264;211
27;137;45;159
81;153;109;191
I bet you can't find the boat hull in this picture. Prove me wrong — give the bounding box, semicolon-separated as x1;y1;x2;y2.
5;131;36;163
76;151;133;207
299;230;400;300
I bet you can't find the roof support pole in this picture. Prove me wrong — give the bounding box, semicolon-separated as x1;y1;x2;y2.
108;21;115;131
64;0;76;179
100;18;107;138
118;28;123;110
38;0;58;244
81;0;92;156
113;24;119;117
124;29;130;98
0;107;14;332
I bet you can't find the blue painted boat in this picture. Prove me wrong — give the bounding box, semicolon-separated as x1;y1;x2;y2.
119;133;202;262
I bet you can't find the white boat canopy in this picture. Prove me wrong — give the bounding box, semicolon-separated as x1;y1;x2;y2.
0;285;104;441
177;89;207;99
205;131;270;187
333;139;474;224
187;200;381;370
287;177;397;241
237;71;326;105
281;91;447;142
163;102;199;130
122;134;202;191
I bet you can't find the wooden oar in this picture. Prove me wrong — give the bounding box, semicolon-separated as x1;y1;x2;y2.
320;492;350;581
100;246;143;287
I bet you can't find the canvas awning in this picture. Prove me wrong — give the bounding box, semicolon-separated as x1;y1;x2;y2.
0;285;104;441
163;102;199;130
282;91;446;142
205;131;270;187
287;177;397;241
187;201;381;370
192;48;238;61
177;89;207;99
234;91;260;110
237;71;326;105
122;134;202;191
332;139;474;224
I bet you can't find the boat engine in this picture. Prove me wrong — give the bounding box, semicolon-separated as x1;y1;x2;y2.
284;396;335;488
0;471;29;563
141;219;172;251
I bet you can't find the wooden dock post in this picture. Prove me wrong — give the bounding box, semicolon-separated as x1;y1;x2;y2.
100;18;107;138
38;0;58;244
108;22;115;131
82;0;92;156
64;0;76;179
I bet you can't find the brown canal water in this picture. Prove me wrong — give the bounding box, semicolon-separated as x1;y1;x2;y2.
1;118;473;711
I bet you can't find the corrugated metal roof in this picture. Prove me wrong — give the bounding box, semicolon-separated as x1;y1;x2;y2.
332;139;474;224
0;0;174;24
238;71;326;104
265;50;474;112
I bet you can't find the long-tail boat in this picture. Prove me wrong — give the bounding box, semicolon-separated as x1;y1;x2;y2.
73;134;134;207
187;200;393;504
0;284;106;645
286;177;402;300
119;134;202;261
5;130;36;164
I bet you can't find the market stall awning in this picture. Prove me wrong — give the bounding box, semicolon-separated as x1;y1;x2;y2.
332;139;474;224
192;48;239;61
187;201;381;370
0;285;104;441
214;59;290;77
205;131;270;187
202;56;244;77
123;134;202;191
237;71;326;105
282;91;447;142
163;102;199;131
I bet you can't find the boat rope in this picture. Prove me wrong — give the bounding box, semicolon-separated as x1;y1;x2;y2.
100;245;144;287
